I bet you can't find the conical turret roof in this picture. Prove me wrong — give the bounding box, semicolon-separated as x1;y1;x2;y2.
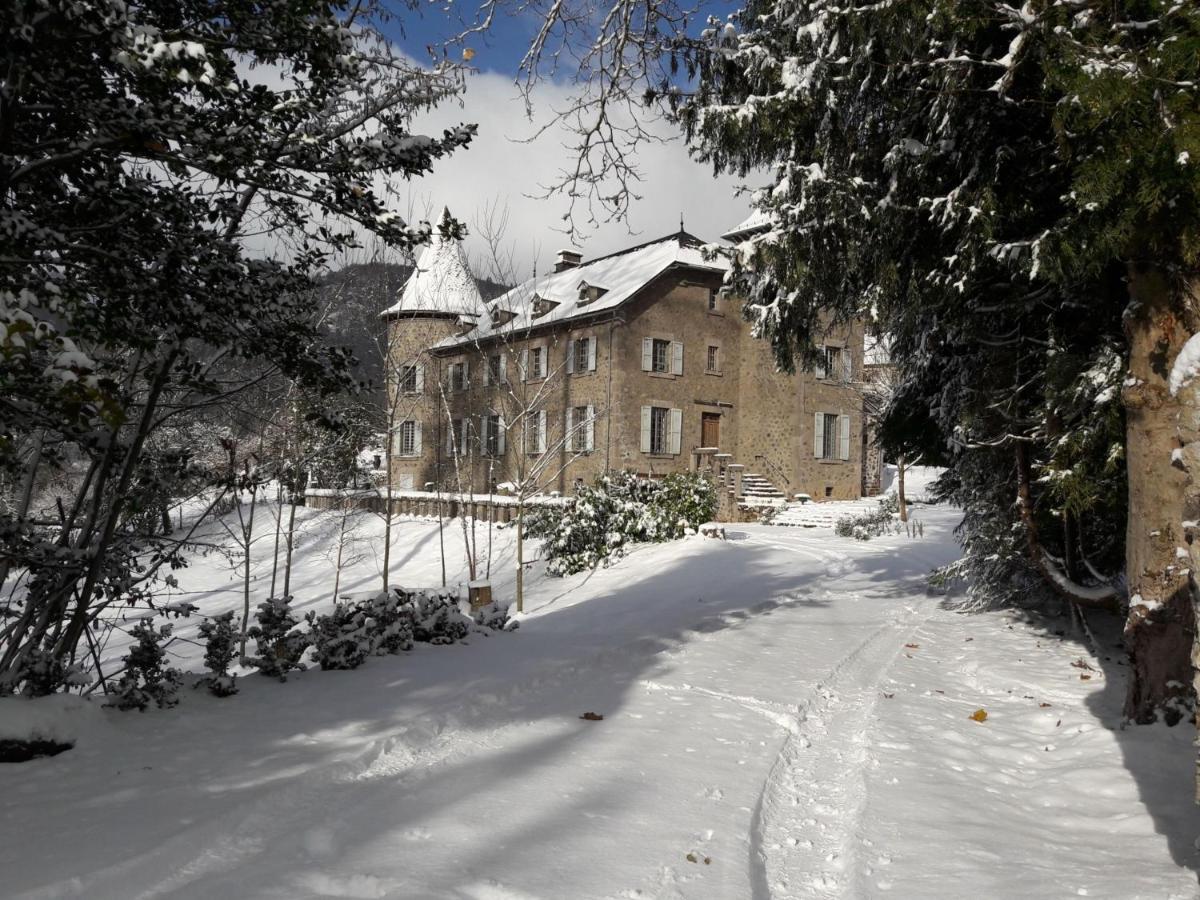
383;208;483;318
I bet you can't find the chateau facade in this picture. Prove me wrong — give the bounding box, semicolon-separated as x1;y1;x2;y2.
383;212;866;503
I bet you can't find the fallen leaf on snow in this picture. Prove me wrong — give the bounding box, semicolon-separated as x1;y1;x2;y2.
580;712;604;721
704;857;712;865
904;643;920;649
882;692;895;699
1039;702;1052;708
970;709;988;723
1070;659;1095;671
686;853;698;863
1080;674;1092;681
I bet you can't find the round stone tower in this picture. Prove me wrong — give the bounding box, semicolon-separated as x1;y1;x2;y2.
381;207;483;492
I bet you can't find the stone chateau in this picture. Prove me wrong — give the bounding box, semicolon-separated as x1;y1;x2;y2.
382;209;870;505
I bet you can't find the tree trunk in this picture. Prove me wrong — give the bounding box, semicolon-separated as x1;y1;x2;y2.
282;492;298;598
270;482;283;599
1122;264;1197;725
516;502;525;614
238;487;258;662
897;456;908;522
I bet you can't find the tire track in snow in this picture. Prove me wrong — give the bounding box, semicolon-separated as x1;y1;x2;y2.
747;600;927;900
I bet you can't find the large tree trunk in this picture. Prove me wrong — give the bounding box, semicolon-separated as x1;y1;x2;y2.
896;456;908;523
1122;264;1197;726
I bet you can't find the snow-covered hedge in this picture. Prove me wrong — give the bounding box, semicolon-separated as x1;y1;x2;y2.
526;471;717;576
307;588;514;670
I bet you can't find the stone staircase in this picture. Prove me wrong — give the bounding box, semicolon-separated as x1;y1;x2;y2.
769;498;887;528
738;472;787;506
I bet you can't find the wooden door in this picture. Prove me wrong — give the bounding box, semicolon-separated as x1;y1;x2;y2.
701;412;720;449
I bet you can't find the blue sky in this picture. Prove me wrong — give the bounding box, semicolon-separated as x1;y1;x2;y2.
374;0;754;278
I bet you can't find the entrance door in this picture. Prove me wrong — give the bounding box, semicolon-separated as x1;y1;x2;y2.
701;412;721;448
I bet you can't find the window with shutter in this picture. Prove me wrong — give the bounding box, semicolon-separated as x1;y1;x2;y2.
573;338;589;374
651;339;670;373
566;339;576;374
648;407;669;454
398;364;419;393
570;405;589;452
640;406;652;453
641;338;653;371
839;415;851;461
813;411;825;459
395;420;417;457
671;342;683;376
822;413;839;459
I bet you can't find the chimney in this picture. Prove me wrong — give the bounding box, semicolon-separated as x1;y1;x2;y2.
554;249;582;273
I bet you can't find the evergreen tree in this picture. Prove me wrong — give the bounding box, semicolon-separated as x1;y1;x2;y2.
677;0;1199;722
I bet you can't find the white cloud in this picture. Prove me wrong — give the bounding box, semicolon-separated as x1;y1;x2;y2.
399;70;754;283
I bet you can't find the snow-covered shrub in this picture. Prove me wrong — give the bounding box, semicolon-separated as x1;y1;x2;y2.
472;600;516;632
361;590;416;654
654;472;718;540
307;590;417;670
307;601;373;670
247;597;310;681
411;590;473;644
194;611;239;697
110;620;183;711
527;471;716;576
15;646;90;697
834;503;897;541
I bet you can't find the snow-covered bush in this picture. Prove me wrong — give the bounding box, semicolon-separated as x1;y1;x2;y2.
308;601;374;670
15;647;90;697
411;591;473;645
308;588;509;666
247;597;310;681
472;600;515;632
362;591;417;654
110;620;183;711
527;471;716;576
195;612;239;697
307;591;415;670
834;503;897;541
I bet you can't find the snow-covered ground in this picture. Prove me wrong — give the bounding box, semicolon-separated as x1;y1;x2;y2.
2;502;1198;899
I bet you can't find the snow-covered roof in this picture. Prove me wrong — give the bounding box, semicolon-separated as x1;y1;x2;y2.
382;208;484;319
721;209;770;243
435;232;728;349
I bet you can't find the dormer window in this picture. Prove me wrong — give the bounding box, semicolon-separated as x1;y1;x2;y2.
489;305;516;328
577;281;608;305
531;294;559;318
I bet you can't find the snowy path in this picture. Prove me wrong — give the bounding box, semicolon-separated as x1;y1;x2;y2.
3;508;1197;899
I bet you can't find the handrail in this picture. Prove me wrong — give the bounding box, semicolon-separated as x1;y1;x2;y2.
752;454;791;487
